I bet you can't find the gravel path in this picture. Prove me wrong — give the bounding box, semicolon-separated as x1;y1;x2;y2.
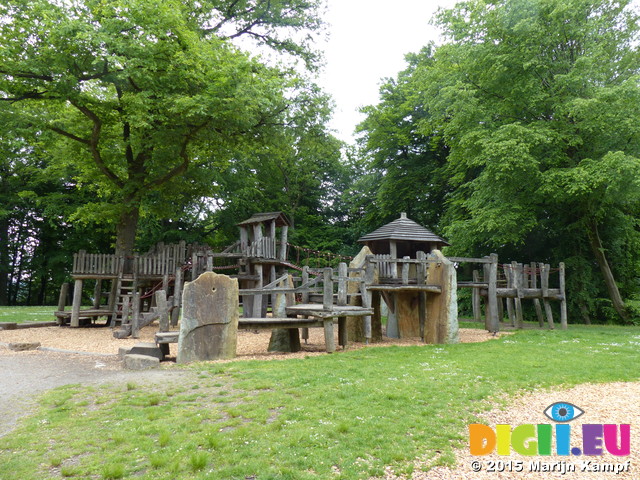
0;349;192;438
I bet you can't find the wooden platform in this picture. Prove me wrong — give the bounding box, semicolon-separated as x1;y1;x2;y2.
54;309;113;325
366;284;442;293
285;304;373;319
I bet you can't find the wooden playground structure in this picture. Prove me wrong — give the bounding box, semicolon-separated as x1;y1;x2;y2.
54;212;568;359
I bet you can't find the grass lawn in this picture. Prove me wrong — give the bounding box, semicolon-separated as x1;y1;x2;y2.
0;325;639;479
0;306;57;324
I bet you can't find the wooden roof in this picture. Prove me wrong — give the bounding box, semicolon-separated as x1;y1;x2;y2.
237;212;291;227
357;213;449;246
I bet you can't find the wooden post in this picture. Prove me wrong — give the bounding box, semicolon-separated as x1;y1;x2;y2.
108;278;118;313
323;319;336;353
121;296;130;328
156;290;169;333
279;226;288;261
559;262;568;329
531;262;545;327
472;270;481;323
70;279;83;328
512;262;524;329
191;251;199;280
240;227;249;253
301;266;309;344
323;267;333;311
253;263;263;317
270;264;277;314
57;282;69;312
401;256;410;284
338;263;348;348
487;254;499;332
131;292;141;339
171;267;183;327
364;256;375;343
56;283;69;325
253;224;263;257
504;264;515;326
417;251;427;341
541;263;555;329
92;279;102;309
389;240;398;278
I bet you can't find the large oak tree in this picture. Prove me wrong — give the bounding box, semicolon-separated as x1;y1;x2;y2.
0;0;325;256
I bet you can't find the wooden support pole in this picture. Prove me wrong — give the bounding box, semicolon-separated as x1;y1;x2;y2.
171;267;182;327
191;251;199;280
279;226;288;261
92;279;102;309
512;262;524;329
156;290;170;333
70;279;83;328
131;292;141;339
389;241;398;278
323;319;336;353
56;283;69;325
541;263;555;329
338;263;348;349
254;224;263;257
472;270;481;323
253;263;263;317
121;297;130;327
364;257;375;343
531;262;545;327
323;267;333;311
487;254;499;332
559;262;568;329
270;265;277;314
417;251;427;341
504;264;515;326
57;282;69;312
301;266;310;344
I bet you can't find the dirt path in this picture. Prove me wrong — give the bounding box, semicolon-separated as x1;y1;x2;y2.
0;349;192;438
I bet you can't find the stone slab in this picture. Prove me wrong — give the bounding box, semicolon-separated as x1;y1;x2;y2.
123;354;160;370
8;342;41;351
129;342;164;361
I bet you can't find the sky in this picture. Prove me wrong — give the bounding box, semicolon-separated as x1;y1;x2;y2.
317;0;459;143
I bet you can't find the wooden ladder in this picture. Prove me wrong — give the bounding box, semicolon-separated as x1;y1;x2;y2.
110;275;137;327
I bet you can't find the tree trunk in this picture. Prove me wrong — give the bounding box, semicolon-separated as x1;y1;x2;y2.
115;203;140;258
587;219;630;322
0;217;9;305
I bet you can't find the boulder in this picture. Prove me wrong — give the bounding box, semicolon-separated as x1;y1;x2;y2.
177;272;238;363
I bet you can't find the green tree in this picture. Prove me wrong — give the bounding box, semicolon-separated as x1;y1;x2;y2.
0;0;324;256
356;0;640;322
356;47;451;233
422;0;640;321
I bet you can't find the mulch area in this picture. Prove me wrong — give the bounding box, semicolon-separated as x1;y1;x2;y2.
0;324;507;359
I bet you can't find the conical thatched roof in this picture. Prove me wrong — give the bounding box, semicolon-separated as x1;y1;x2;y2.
357;213;449;246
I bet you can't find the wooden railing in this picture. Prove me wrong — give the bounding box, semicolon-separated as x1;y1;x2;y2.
72;242;188;277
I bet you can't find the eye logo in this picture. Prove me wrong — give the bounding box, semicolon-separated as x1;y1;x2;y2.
544;402;584;422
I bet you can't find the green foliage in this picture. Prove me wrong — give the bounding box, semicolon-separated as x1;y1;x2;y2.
357;0;640;322
0;0;326;254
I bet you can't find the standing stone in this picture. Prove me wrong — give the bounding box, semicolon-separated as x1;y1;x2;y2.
346;246;377;342
177;272;238;364
268;275;300;353
425;250;459;344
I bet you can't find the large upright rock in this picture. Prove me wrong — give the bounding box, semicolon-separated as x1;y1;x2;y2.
177;272;238;364
347;246;382;342
425;250;459;344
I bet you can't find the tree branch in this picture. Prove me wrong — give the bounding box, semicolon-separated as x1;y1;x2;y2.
70;100;125;188
48;126;90;145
